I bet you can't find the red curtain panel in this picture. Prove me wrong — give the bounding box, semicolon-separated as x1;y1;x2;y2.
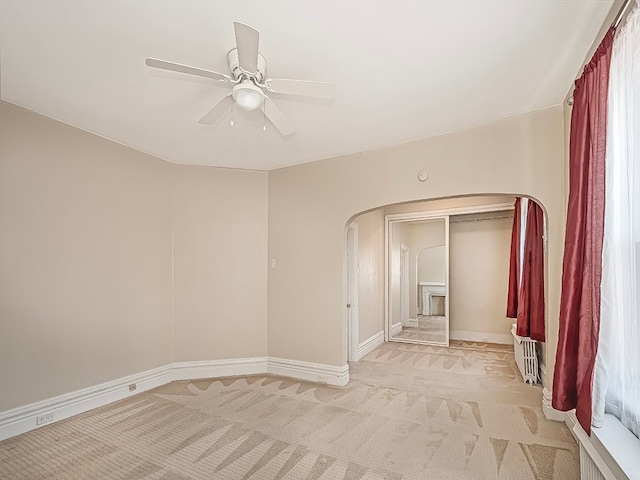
516;200;545;341
506;197;521;318
552;28;614;434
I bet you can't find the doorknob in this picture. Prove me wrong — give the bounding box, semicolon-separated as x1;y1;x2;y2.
346;304;351;308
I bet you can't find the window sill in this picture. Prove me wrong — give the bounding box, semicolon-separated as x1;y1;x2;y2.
571;411;640;480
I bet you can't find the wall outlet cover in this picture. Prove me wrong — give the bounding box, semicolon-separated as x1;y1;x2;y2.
36;413;54;426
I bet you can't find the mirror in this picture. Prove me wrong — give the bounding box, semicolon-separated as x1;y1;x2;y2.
417;245;447;341
388;216;449;345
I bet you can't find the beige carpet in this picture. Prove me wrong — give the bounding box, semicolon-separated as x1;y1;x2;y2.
0;341;578;479
393;315;447;343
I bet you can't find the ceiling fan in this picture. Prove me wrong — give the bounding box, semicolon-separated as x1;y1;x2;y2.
146;22;334;136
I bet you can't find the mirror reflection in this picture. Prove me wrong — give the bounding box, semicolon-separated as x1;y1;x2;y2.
390;218;448;344
417;245;446;338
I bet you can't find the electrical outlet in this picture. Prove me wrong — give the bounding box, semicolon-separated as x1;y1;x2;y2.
318;375;328;384
36;413;54;426
129;383;137;392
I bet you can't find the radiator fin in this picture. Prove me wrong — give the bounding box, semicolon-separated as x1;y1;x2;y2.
580;444;606;480
511;324;538;384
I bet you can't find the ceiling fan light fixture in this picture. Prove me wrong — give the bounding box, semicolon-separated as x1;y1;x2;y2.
232;82;264;111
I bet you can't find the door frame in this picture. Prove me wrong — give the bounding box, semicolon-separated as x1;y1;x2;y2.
384;202;513;345
347;222;359;362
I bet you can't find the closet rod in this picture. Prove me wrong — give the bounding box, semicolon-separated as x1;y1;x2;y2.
450;215;512;224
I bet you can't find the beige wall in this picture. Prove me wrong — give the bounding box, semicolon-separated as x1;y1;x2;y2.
0;101;269;411
0;101;173;411
384;195;516;216
417;247;446;284
449;213;513;336
351;210;384;343
172;165;268;361
0;100;567;410
268;106;565;369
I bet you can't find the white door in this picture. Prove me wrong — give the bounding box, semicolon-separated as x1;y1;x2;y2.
347;223;359;362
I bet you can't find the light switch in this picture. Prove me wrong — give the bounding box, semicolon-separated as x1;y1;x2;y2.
271;259;277;269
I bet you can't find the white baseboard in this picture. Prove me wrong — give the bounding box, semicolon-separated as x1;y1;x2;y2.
391;322;403;336
565;409;579;442
406;318;418;327
0;356;349;441
449;330;512;345
542;387;567;422
173;357;267;381
0;365;172;442
267;357;349;387
539;362;547;389
356;331;384;361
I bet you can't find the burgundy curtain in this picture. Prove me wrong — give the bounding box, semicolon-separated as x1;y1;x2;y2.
552;29;614;434
516;200;545;341
506;197;521;318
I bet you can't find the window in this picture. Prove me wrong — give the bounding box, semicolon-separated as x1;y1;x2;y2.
592;5;640;440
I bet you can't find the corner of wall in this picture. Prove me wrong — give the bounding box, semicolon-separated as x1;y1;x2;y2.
542;388;566;422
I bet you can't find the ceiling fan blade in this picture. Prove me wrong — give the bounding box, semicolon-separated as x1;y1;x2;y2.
146;58;231;82
234;22;260;74
266;78;334;99
199;94;233;125
261;96;294;136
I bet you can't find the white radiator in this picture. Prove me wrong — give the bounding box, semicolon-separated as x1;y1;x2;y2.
511;324;538;384
572;412;638;480
580;443;606;480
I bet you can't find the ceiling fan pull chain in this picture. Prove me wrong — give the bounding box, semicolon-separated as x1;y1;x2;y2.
263;106;267;132
230;101;234;127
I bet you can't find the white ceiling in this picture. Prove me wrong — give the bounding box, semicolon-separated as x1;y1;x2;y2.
0;1;613;170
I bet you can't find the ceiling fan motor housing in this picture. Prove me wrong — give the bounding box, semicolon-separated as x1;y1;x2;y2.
227;48;267;82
